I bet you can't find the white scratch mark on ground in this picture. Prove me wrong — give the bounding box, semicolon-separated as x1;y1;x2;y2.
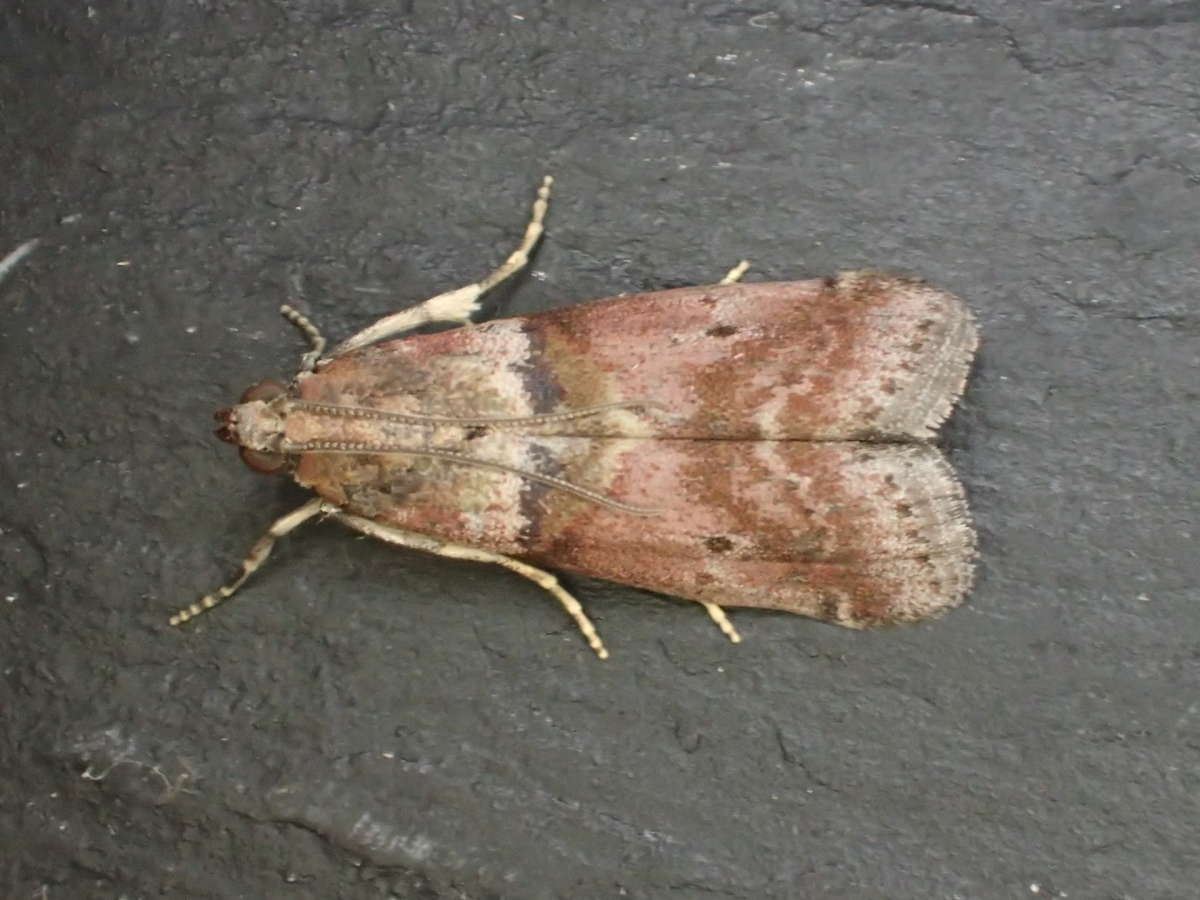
0;238;39;286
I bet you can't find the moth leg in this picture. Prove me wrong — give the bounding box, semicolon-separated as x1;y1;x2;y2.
701;601;742;644
327;175;554;359
329;511;610;659
470;174;554;298
168;497;326;626
719;260;751;284
280;304;327;373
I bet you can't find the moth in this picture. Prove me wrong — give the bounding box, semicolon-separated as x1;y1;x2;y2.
172;177;978;658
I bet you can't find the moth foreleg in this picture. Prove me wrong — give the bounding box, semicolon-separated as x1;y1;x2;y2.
280;304;327;373
719;260;751;284
701;601;742;644
327;175;554;359
328;510;609;660
168;497;326;626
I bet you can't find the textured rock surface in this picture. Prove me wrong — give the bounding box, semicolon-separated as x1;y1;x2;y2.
2;2;1197;897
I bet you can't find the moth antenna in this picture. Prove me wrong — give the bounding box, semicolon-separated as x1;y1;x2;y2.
283;440;658;515
289;400;666;429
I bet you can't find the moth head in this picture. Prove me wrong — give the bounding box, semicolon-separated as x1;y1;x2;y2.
215;379;291;474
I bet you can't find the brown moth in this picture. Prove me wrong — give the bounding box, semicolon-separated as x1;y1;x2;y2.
172;177;977;658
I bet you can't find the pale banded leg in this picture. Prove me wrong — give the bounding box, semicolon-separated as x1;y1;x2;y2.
719;260;751;284
330;510;609;659
280;304;327;373
168;497;326;626
701;601;742;643
327;175;554;359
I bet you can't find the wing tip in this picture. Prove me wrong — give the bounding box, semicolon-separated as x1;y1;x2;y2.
839;446;977;628
835;270;979;440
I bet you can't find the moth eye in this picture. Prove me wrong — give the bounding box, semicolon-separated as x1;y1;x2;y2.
240;379;287;403
239;447;287;474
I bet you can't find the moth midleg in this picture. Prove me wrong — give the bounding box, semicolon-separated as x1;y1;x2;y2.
168;497;325;626
470;173;553;297
719;260;751;284
327;175;554;359
328;510;610;660
280;304;327;373
700;601;742;644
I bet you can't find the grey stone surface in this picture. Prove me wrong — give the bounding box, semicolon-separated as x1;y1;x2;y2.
2;2;1197;898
